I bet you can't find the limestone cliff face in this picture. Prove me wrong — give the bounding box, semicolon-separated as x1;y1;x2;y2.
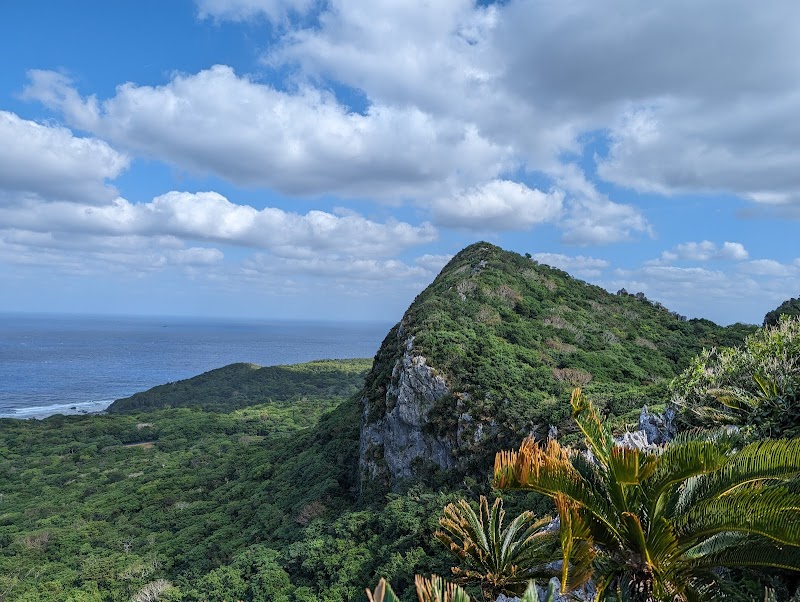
359;326;456;486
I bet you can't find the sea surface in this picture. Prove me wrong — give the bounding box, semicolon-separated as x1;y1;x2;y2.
0;313;391;419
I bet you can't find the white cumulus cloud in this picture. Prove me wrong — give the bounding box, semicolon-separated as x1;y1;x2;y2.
272;0;800;210
531;253;609;278
243;254;428;282
0;191;437;259
0;229;223;274
738;259;799;278
0;111;128;204
415;253;453;274
555;165;652;245
606;260;799;325
431;180;563;230
23;67;510;201
650;240;749;264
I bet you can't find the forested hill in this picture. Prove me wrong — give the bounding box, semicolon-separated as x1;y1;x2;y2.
764;296;800;326
108;358;371;413
1;242;787;601
360;242;756;486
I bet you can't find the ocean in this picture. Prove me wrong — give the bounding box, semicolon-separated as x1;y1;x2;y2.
0;313;391;419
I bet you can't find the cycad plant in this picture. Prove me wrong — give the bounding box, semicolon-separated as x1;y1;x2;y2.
366;575;473;602
366;574;559;602
434;496;558;599
672;315;800;438
494;388;800;601
693;370;800;439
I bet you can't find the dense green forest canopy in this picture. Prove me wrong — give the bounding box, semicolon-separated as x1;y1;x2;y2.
0;357;468;602
108;358;371;414
3;246;798;601
0;372;374;601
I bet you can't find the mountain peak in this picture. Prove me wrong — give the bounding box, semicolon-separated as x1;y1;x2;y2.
358;242;752;491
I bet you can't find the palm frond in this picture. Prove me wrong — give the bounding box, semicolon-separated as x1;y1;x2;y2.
675;486;800;548
366;578;401;602
500;511;559;570
415;575;471;602
435;496;558;597
571;388;614;467
675;438;800;515
679;531;746;560
494;438;620;543
684;542;800;573
495;387;800;599
707;387;756;413
644;438;728;501
555;494;595;592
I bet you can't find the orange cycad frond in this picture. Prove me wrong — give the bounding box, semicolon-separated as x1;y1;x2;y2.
415;574;471;602
494;437;577;491
494;449;519;489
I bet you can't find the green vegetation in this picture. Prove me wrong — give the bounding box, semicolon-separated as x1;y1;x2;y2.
0;359;370;600
0;374;460;601
0;391;368;600
367;575;559;602
362;243;753;471
434;497;557;599
764;296;800;327
109;358;372;414
368;575;471;602
4;244;799;601
494;389;800;601
672;316;800;438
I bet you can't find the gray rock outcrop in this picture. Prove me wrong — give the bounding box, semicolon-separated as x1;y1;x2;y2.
359;330;456;485
614;429;655;451
495;578;595;602
638;404;676;445
612;405;676;451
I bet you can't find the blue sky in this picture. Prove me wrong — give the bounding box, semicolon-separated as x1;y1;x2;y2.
1;0;798;324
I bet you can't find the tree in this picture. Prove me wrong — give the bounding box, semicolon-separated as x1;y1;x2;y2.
434;496;558;599
494;388;800;601
131;580;175;602
764;297;800;327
